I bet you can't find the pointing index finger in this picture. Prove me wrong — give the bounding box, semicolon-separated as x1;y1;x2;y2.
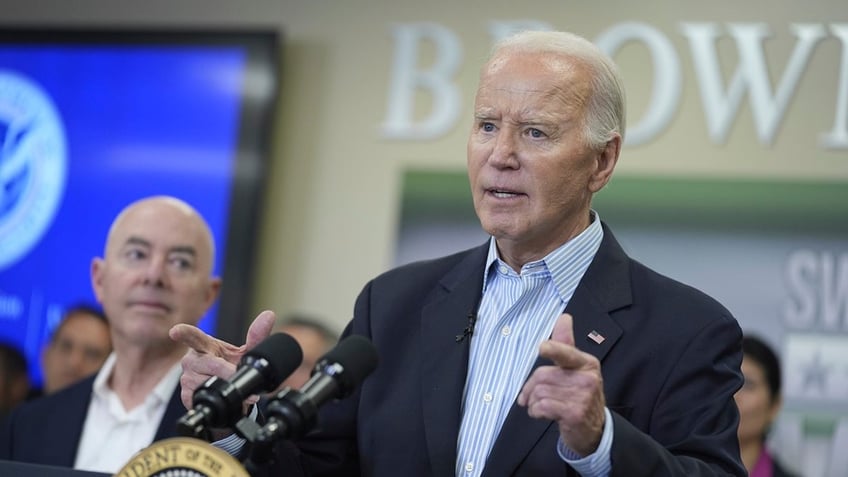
170;323;230;356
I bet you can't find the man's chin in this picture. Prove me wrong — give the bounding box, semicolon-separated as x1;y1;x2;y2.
120;320;176;345
482;223;523;242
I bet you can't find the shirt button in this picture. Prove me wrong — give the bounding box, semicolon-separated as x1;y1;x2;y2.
499;265;509;274
501;325;511;336
465;462;474;472
483;392;492;403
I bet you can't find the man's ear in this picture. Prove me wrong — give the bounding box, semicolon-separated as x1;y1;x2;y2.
589;134;621;193
90;258;105;303
205;277;222;309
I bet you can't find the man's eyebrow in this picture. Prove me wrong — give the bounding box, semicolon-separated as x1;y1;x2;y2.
473;106;498;118
168;246;197;257
124;236;152;248
123;237;197;257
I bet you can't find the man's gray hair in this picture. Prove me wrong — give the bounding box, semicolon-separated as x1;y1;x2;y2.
489;30;626;150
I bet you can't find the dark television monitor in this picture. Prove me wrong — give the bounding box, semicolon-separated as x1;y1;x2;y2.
0;27;280;387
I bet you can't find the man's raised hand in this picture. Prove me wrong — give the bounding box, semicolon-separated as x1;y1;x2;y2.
169;310;276;410
517;313;606;456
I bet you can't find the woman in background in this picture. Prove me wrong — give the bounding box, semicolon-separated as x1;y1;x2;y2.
735;335;800;477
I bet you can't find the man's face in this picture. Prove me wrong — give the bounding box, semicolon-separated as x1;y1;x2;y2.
467;51;615;266
42;312;111;393
91;199;221;348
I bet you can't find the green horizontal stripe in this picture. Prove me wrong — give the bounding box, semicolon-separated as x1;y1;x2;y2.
400;170;848;234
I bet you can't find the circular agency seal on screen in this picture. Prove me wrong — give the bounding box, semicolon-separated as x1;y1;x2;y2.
0;70;67;271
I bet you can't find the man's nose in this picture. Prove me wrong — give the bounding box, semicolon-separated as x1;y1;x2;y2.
142;256;168;286
488;131;519;169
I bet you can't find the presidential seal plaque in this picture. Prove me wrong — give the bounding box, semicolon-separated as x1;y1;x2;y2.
114;437;248;477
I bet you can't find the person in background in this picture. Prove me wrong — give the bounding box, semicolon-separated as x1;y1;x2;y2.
0;342;29;420
173;30;746;476
271;314;338;390
736;335;800;477
38;304;112;396
0;195;223;474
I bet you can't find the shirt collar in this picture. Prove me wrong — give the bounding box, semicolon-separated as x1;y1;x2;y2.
482;210;604;300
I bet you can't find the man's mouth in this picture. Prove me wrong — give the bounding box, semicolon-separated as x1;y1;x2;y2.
129;300;171;312
487;188;524;198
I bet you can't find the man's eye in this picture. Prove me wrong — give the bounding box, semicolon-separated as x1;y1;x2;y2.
170;257;194;270
125;249;146;260
481;122;495;132
528;128;545;138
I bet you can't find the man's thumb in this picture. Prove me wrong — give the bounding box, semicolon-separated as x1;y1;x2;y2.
244;310;277;350
550;313;575;346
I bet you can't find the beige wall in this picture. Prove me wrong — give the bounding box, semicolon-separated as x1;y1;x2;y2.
4;0;846;334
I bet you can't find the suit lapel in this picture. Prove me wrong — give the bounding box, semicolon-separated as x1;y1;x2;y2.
482;224;631;476
32;372;182;466
154;384;185;441
420;244;488;477
567;223;631;361
51;376;96;466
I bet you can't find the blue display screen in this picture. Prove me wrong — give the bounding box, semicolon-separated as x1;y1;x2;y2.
0;31;276;387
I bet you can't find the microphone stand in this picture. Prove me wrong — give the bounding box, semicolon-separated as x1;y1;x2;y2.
233;335;378;476
238;388;317;475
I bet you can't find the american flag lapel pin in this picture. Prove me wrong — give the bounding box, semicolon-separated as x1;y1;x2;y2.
587;330;605;344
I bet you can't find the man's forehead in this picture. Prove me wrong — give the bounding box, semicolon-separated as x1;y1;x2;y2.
108;210;207;250
104;196;216;268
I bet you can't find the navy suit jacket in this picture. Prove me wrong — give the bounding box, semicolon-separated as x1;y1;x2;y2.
271;224;746;476
0;373;185;467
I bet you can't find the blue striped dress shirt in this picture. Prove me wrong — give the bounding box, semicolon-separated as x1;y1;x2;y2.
455;212;611;477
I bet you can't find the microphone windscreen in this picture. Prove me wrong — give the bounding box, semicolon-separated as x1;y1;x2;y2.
244;332;304;387
321;335;378;395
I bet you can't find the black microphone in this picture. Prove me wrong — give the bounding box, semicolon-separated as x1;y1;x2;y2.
455;310;477;342
257;335;378;442
177;332;303;439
